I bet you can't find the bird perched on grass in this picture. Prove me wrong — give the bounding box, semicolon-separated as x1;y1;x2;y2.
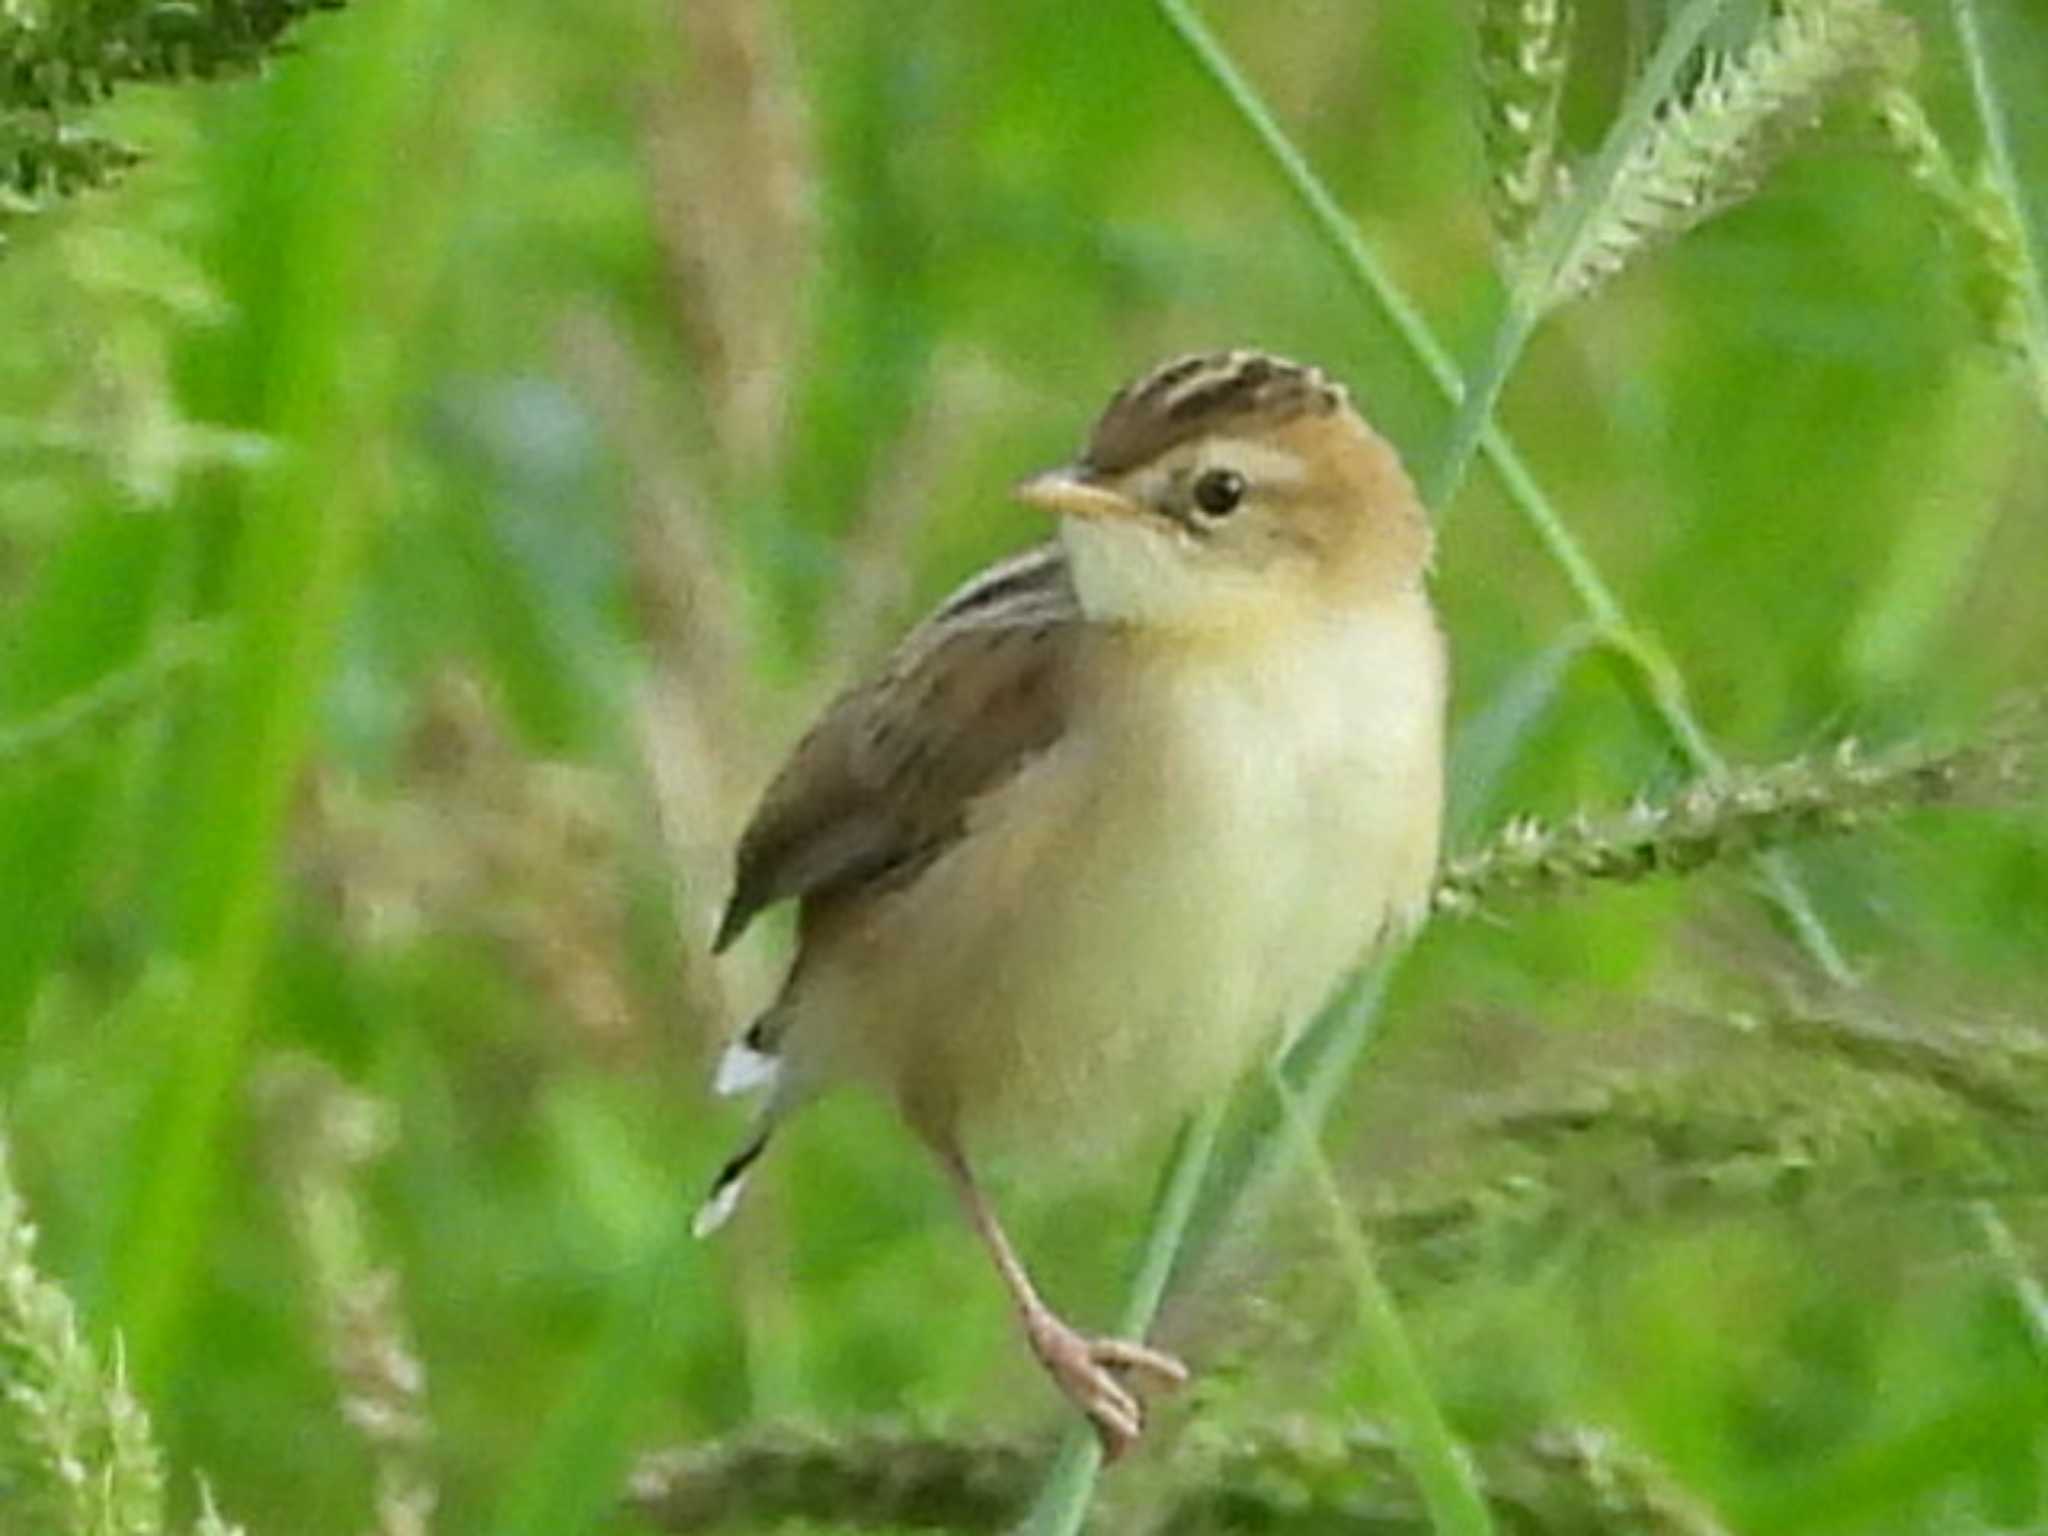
696;350;1446;1457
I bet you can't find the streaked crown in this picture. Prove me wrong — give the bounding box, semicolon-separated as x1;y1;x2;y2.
1083;350;1350;475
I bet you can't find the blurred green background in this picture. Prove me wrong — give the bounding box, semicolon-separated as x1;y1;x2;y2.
3;0;2047;1532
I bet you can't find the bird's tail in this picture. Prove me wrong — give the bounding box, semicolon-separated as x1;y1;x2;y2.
692;1118;774;1237
695;1002;794;1236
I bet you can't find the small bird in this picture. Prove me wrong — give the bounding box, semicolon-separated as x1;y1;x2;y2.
696;350;1445;1457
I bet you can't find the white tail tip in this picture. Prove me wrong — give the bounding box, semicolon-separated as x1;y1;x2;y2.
713;1040;779;1097
692;1126;770;1238
692;1172;747;1237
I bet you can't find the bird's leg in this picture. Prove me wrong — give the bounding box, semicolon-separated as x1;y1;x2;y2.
935;1140;1189;1459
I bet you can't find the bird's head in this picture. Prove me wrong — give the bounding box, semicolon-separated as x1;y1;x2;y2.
1015;350;1430;632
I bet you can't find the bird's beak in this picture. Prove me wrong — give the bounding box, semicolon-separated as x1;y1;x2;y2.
1012;465;1138;523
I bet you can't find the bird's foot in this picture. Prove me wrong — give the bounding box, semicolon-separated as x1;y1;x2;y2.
1024;1309;1190;1460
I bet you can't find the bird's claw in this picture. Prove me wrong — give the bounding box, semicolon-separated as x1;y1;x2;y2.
1026;1313;1190;1460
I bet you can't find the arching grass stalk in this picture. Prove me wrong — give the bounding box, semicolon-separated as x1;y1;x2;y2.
1156;0;1856;981
1265;1064;1496;1536
1018;2;1896;1530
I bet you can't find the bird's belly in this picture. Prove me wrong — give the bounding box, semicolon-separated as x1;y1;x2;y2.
813;611;1443;1165
932;745;1297;1159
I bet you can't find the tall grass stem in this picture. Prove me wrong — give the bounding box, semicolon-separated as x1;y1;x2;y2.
1017;1103;1226;1536
1021;1;1863;1527
1267;1066;1497;1536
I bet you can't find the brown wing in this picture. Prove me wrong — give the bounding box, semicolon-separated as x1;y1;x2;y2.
712;544;1080;952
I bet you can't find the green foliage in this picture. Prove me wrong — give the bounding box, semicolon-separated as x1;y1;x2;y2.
0;0;342;234
0;0;341;103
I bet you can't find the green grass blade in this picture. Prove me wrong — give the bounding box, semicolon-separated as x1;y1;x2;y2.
1266;1065;1496;1536
107;0;457;1389
490;1214;698;1536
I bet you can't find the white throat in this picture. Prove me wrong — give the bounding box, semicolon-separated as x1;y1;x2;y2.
1059;515;1266;629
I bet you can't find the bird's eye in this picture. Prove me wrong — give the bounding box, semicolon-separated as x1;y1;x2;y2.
1191;467;1246;518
